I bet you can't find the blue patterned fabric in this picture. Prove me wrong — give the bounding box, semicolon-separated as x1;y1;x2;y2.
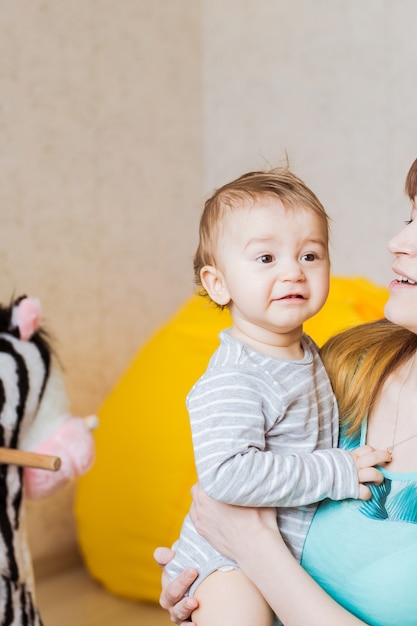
301;421;417;625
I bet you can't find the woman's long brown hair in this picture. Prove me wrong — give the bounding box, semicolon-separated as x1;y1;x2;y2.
320;319;417;433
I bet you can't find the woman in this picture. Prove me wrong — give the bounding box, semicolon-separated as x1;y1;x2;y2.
155;158;417;625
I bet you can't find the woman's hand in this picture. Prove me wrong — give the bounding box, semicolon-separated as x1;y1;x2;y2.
153;547;199;625
189;483;277;561
153;485;276;623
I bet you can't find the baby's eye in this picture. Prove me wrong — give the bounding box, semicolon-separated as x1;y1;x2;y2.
257;254;274;264
301;253;317;262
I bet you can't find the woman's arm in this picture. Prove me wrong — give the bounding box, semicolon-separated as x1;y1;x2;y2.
190;484;369;626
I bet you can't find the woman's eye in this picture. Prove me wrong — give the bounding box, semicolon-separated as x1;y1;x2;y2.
301;253;317;262
257;254;274;264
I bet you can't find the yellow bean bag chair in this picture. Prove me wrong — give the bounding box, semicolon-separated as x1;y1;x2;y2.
75;276;388;603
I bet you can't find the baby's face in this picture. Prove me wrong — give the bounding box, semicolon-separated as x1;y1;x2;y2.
213;196;330;346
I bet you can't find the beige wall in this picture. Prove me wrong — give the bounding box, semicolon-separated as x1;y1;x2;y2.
0;1;203;567
1;1;203;417
1;0;417;577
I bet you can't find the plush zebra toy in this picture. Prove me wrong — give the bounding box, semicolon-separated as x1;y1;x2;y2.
0;295;95;625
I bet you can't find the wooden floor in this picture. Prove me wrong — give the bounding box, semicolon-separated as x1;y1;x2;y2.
36;564;172;626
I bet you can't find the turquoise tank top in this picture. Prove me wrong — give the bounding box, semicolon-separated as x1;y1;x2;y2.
301;421;417;626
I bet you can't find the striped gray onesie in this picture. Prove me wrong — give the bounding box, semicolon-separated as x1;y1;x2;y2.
166;329;359;595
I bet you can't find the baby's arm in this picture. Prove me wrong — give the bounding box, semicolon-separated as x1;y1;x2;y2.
189;368;386;507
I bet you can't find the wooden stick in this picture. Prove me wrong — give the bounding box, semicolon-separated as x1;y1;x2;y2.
0;448;61;471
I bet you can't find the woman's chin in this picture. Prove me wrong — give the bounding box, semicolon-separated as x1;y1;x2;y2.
385;296;417;334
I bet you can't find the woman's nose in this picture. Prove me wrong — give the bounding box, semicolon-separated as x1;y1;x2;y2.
388;224;417;257
388;232;402;255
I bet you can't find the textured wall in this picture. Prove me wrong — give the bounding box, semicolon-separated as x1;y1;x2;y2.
0;1;203;567
1;1;203;415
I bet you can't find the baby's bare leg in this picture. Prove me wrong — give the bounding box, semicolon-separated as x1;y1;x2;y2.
193;568;273;626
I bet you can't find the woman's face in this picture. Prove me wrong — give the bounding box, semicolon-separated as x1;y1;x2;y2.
385;196;417;333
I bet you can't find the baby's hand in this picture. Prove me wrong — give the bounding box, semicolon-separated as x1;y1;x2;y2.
349;444;391;500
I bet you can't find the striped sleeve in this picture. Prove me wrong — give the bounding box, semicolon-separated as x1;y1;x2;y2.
187;366;359;507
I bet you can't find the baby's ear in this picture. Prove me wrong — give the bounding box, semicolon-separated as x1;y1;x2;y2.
200;265;231;306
